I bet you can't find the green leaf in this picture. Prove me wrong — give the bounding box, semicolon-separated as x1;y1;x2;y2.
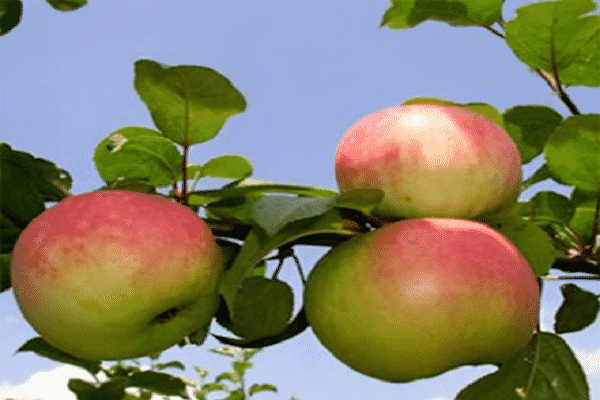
503;105;563;164
229;276;294;340
128;371;188;397
67;378;128;400
335;188;384;214
200;155;253;180
529;191;576;225
215;371;238;384
94;127;182;187
490;214;559;276
233;361;253;378
249;195;336;236
569;203;596;245
505;0;600;87
201;382;230;393
555;283;600;333
17;337;102;375
0;253;11;293
0;214;21;253
206;193;266;226
46;0;87;11
189;178;338;206
0;143;71;228
249;383;277;396
0;0;21;35
219;209;356;325
380;0;502;29
545;114;600;191
134;59;247;146
456;333;589;400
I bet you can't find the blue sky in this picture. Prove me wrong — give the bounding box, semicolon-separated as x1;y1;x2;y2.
2;1;600;399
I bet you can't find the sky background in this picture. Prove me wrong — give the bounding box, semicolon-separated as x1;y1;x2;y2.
1;1;600;399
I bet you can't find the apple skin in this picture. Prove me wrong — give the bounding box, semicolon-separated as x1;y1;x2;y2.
304;217;539;383
335;104;522;219
11;190;225;361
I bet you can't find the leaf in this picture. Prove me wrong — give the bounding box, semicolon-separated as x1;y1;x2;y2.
17;337;102;375
67;378;128;400
456;333;589;400
200;155;253;180
93;127;182;187
189;179;337;206
229;277;294;340
380;0;502;29
219;208;355;315
46;0;87;11
0;0;21;35
206;193;266;226
528;191;575;225
0;214;21;253
490;214;559;275
249;383;277;396
335;188;384;214
0;253;10;293
134;59;246;146
545;114;600;191
248;195;336;236
555;283;600;333
505;0;600;87
503;105;563;163
569;203;597;245
128;371;189;397
212;307;309;348
201;382;230;392
0;143;71;228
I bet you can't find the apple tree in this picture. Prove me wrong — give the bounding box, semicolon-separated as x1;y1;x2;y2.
2;0;600;399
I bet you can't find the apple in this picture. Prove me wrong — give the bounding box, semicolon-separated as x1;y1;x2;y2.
335;103;522;219
304;217;539;383
10;190;225;361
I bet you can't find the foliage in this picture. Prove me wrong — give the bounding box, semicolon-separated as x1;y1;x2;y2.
3;0;600;399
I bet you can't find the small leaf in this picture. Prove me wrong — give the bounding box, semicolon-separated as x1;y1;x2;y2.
215;371;238;384
17;337;101;375
201;382;230;393
200;155;253;180
335;188;383;214
128;371;188;397
46;0;87;11
555;283;600;333
233;360;253;378
94;127;182;187
188;179;337;206
249;195;336;236
134;59;246;146
249;383;277;396
229;276;294;340
380;0;502;29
